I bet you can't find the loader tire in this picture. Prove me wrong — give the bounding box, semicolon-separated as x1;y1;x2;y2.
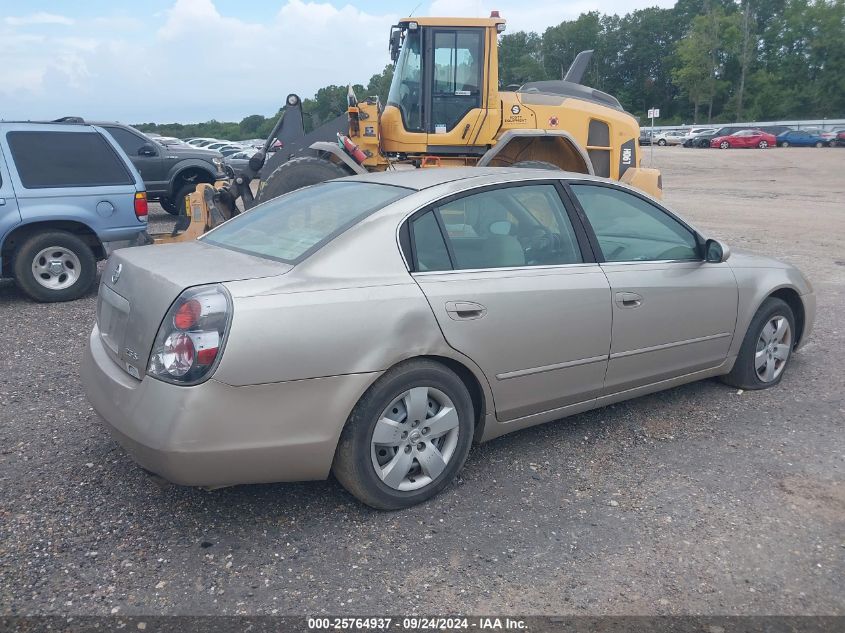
258;156;350;204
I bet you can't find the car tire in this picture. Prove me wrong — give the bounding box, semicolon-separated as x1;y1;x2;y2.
814;141;824;148
258;156;350;204
657;139;667;146
511;160;560;170
721;297;796;390
720;141;730;149
13;230;96;302
781;141;790;148
758;140;769;148
332;359;475;510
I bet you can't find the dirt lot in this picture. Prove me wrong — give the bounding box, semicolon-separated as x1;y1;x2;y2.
1;147;843;616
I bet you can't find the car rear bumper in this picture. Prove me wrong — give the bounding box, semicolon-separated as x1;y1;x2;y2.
81;325;379;486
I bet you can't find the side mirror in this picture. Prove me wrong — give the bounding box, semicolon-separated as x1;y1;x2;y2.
705;238;731;263
138;143;157;157
389;26;403;63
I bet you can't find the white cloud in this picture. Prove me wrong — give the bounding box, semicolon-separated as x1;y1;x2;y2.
4;12;75;26
0;0;398;123
0;0;674;123
427;0;675;34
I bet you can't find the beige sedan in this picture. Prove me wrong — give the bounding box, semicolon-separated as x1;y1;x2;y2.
82;168;815;509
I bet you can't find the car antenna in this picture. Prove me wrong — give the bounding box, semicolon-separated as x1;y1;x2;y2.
407;1;423;16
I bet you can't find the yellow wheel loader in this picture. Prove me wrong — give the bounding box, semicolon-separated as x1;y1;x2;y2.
158;13;660;241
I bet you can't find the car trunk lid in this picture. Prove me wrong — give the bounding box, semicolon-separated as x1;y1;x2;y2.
97;241;290;378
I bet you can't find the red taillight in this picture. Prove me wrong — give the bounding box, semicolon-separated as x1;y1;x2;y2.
196;346;218;366
173;299;202;330
148;285;231;385
134;192;148;219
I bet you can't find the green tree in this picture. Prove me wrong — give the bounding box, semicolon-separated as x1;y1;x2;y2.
366;65;394;103
672;6;740;122
239;114;266;137
542;12;603;82
498;31;547;87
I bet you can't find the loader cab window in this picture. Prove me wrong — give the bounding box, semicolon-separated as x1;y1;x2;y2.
430;29;484;133
387;28;423;132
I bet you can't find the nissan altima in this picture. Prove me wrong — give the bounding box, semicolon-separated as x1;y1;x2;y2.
82;168;815;509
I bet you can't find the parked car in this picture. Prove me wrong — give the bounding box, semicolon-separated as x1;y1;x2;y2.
82;120;227;215
692;126;746;148
205;142;236;152
82;167;815;509
223;150;257;173
682;128;717;147
758;125;793;136
638;130;653;146
831;130;845;147
710;129;776;149
653;130;688;146
777;130;830;148
217;145;245;157
0;121;148;301
155;136;189;148
185;138;217;147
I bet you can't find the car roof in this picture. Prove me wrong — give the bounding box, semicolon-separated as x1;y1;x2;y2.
0;120;100;132
340;166;611;191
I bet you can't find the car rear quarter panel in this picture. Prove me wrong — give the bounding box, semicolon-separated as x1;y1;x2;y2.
213;202;496;422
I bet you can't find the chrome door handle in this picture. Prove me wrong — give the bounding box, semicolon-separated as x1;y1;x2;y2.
0;198;6;206
445;301;487;320
615;292;643;308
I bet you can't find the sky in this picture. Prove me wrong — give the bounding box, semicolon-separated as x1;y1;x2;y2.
0;0;674;124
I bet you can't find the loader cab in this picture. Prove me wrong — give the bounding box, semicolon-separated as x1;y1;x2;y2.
384;17;504;153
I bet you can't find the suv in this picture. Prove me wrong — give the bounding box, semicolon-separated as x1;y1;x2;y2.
57;118;227;215
0;121;148;301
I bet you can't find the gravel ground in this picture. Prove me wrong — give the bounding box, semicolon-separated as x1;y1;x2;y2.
0;147;843;616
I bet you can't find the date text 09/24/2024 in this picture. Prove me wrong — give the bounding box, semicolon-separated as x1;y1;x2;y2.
307;617;527;630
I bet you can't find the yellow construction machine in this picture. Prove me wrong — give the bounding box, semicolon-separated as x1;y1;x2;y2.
161;13;660;240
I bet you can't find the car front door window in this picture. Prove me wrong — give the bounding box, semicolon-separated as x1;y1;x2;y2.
570;182;737;394
569;184;700;262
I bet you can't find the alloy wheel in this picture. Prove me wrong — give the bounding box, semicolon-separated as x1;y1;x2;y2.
755;315;792;382
370;386;460;491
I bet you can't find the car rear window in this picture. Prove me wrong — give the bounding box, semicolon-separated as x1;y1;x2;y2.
203;181;411;263
6;130;134;189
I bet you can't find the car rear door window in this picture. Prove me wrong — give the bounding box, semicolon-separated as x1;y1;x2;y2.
6;130;134;189
203;181;410;263
570;184;700;262
431;184;583;270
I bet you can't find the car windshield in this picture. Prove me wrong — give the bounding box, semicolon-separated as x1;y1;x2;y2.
203;181;411;263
